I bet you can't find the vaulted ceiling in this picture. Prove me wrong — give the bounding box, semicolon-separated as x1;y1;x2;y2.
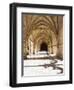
23;14;63;41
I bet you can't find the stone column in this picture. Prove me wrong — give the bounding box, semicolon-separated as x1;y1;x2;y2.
30;40;33;55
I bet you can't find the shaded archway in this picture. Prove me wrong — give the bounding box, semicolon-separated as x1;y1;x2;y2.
40;42;48;51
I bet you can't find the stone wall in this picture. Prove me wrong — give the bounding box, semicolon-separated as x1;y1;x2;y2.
56;16;63;59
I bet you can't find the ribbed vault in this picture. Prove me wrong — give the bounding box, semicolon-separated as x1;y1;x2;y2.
22;14;63;59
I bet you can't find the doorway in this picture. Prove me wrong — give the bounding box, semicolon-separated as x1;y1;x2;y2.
40;42;48;51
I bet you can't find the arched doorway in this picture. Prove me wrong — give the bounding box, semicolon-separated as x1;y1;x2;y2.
40;42;48;51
